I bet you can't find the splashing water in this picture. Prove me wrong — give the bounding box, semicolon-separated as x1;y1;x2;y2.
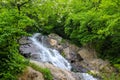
78;73;98;80
29;33;71;70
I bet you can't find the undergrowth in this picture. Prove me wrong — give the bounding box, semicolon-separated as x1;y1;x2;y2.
29;62;53;80
102;72;120;80
0;54;27;80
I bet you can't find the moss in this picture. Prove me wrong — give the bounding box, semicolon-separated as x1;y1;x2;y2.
60;39;66;43
61;52;66;58
114;64;120;71
29;63;53;80
101;72;120;80
87;71;98;78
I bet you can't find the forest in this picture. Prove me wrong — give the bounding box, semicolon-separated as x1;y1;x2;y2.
0;0;120;80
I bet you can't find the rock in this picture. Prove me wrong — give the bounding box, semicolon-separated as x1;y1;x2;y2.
63;47;71;59
20;44;39;54
48;33;62;43
90;70;99;75
71;63;89;73
77;47;116;75
68;44;80;53
19;67;44;80
78;47;97;60
19;60;99;80
19;37;32;45
79;59;116;76
30;60;98;80
89;59;115;73
48;34;84;72
30;60;79;80
19;36;40;58
30;53;42;61
49;39;57;46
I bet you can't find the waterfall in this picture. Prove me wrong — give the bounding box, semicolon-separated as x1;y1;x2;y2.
29;33;98;80
29;33;71;70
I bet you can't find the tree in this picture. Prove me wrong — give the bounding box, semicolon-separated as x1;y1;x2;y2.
0;0;34;79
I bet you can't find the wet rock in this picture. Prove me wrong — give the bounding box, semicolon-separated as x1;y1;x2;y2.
19;36;45;58
20;44;38;54
48;34;85;73
74;73;99;80
30;53;42;61
19;37;32;45
71;64;89;73
49;39;57;46
19;36;36;58
19;43;40;58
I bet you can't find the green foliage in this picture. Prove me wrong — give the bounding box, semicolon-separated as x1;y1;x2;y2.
64;0;120;64
101;72;120;80
30;63;53;80
0;0;34;79
61;52;66;57
0;54;27;80
21;0;71;35
0;0;120;79
65;0;120;43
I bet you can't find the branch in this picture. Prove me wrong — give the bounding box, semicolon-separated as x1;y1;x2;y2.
17;0;31;14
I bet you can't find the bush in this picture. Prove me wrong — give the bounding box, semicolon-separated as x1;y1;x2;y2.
0;54;27;80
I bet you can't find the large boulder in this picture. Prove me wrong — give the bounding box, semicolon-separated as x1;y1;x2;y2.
19;36;37;58
30;60;79;80
77;47;116;76
78;47;97;60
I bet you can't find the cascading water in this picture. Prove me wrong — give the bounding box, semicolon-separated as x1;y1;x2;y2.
29;33;98;80
29;33;71;70
78;73;98;80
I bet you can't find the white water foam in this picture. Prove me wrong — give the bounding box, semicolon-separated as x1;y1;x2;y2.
79;73;98;80
29;33;71;70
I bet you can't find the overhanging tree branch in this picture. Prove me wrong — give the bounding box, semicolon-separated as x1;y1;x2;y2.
17;0;31;14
